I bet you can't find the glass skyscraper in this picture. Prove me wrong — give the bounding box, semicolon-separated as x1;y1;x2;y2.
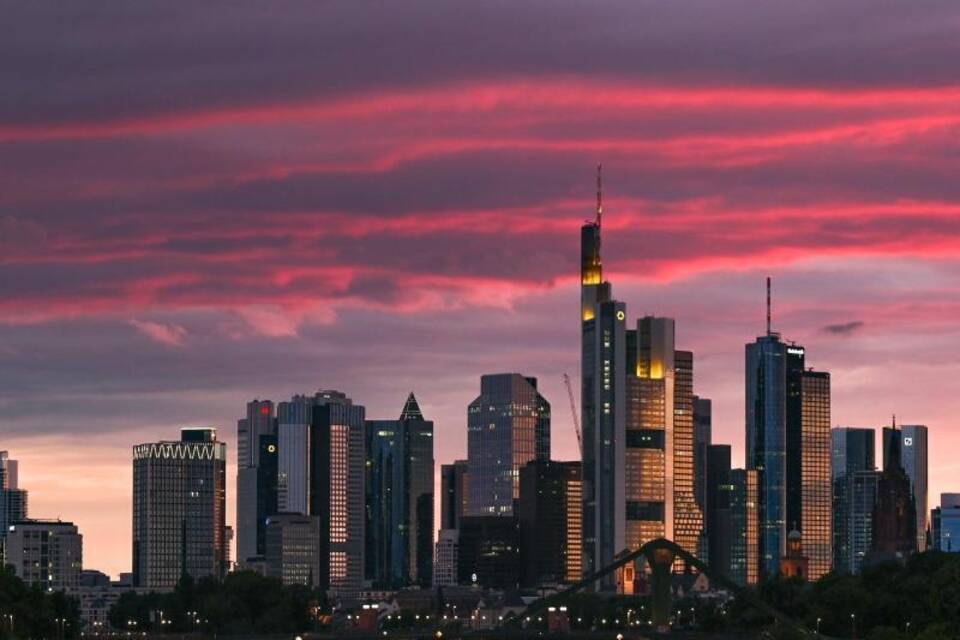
132;428;228;590
932;494;960;552
236;399;276;566
467;373;550;516
832;427;877;574
799;370;831;579
729;468;759;585
365;392;435;588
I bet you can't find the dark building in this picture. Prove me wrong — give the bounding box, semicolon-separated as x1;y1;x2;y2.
931;494;960;552
440;460;468;530
256;435;279;556
365;393;435;588
869;425;917;563
693;397;712;541
457;515;520;589
265;513;321;587
518;460;583;587
832;428;877;574
705;445;732;576
310;391;366;599
132;428;227;590
883;425;928;552
236;400;276;566
467;374;550;516
0;452;28;559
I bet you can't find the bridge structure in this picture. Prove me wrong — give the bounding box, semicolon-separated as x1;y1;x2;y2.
512;537;825;637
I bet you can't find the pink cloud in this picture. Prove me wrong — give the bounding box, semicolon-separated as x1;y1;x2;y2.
129;319;188;346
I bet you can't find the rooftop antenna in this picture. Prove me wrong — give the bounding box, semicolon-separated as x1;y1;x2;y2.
892;414;897;430
766;276;772;335
596;164;603;227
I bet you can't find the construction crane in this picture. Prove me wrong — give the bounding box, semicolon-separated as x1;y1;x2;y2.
562;373;583;456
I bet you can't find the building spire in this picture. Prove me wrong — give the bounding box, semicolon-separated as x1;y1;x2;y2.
766;276;772;335
596;163;603;227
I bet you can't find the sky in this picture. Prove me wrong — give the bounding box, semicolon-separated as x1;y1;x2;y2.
2;1;960;578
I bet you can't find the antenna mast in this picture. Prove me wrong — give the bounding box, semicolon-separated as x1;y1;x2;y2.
596;164;603;227
766;276;772;335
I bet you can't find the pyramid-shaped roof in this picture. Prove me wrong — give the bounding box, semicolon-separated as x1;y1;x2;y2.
399;392;424;420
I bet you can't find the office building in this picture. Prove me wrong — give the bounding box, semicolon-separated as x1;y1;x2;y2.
799;370;831;579
309;390;366;599
365;392;434;588
671;349;703;567
869;426;917;563
932;494;960;552
832;428;876;574
705;445;732;576
883;424;928;552
236;399;276;565
0;452;28;561
746;282;831;579
457;516;520;589
277;394;320;515
467;374;550;516
729;468;759;586
518;460;583;586
433;529;459;587
440;460;469;530
693;397;712;538
6;520;82;591
132;428;228;590
264;513;321;587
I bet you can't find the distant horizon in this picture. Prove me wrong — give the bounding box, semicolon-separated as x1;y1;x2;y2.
3;1;959;578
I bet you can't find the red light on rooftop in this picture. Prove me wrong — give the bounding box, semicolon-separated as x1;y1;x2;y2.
260;406;270;415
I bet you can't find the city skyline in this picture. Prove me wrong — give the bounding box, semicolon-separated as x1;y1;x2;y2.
3;1;960;580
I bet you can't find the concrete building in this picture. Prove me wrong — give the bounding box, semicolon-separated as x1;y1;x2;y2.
264;513;321;587
0;452;28;563
6;519;82;591
433;529;459;587
132;428;227;590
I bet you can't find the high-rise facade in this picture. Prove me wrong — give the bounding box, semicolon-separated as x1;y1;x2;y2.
705;445;732;576
518;460;583;586
132;428;228;590
309;391;366;599
693;396;712;547
467;374;550;517
931;494;960;552
264;513;321;587
729;468;759;586
277;394;320;515
832;428;877;574
883;425;928;552
457;515;520;589
580;172;702;584
799;370;831;579
236;399;276;566
433;529;459;587
440;460;468;530
745;333;789;578
870;428;917;562
6;520;82;591
0;452;28;560
365;393;434;588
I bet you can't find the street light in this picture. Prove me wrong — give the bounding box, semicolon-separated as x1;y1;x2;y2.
816;617;822;634
851;613;856;639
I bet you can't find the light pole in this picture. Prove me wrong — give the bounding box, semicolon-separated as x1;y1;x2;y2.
850;613;856;639
816;617;821;635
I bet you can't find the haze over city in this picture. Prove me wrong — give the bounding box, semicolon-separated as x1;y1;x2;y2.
2;1;960;582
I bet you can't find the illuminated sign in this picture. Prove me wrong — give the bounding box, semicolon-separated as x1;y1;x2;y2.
787;348;805;355
267;444;277;453
904;437;913;447
260;406;270;415
616;310;625;321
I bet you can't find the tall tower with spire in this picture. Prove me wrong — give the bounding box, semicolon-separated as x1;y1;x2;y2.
365;392;435;587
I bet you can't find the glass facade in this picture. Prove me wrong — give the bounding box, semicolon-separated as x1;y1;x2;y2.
236;400;275;565
518;460;583;586
440;459;468;530
800;371;832;579
745;334;787;579
672;350;703;567
832;427;877;574
132;428;227;590
932;494;960;552
884;425;928;552
467;374;550;517
730;468;759;585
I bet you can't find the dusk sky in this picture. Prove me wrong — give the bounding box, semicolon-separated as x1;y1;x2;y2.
3;2;960;578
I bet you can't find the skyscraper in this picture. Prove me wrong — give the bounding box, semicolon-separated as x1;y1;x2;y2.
236;399;276;566
457;516;520;589
277;393;319;515
705;444;732;577
931;494;960;553
440;460;468;530
672;349;703;568
467;374;550;516
746;281;830;579
518;460;583;586
729;468;759;586
832;427;877;574
265;513;321;587
309;390;366;599
883;424;928;551
0;452;28;560
132;428;228;590
366;392;434;588
869;425;917;563
799;370;831;579
693;396;712;541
